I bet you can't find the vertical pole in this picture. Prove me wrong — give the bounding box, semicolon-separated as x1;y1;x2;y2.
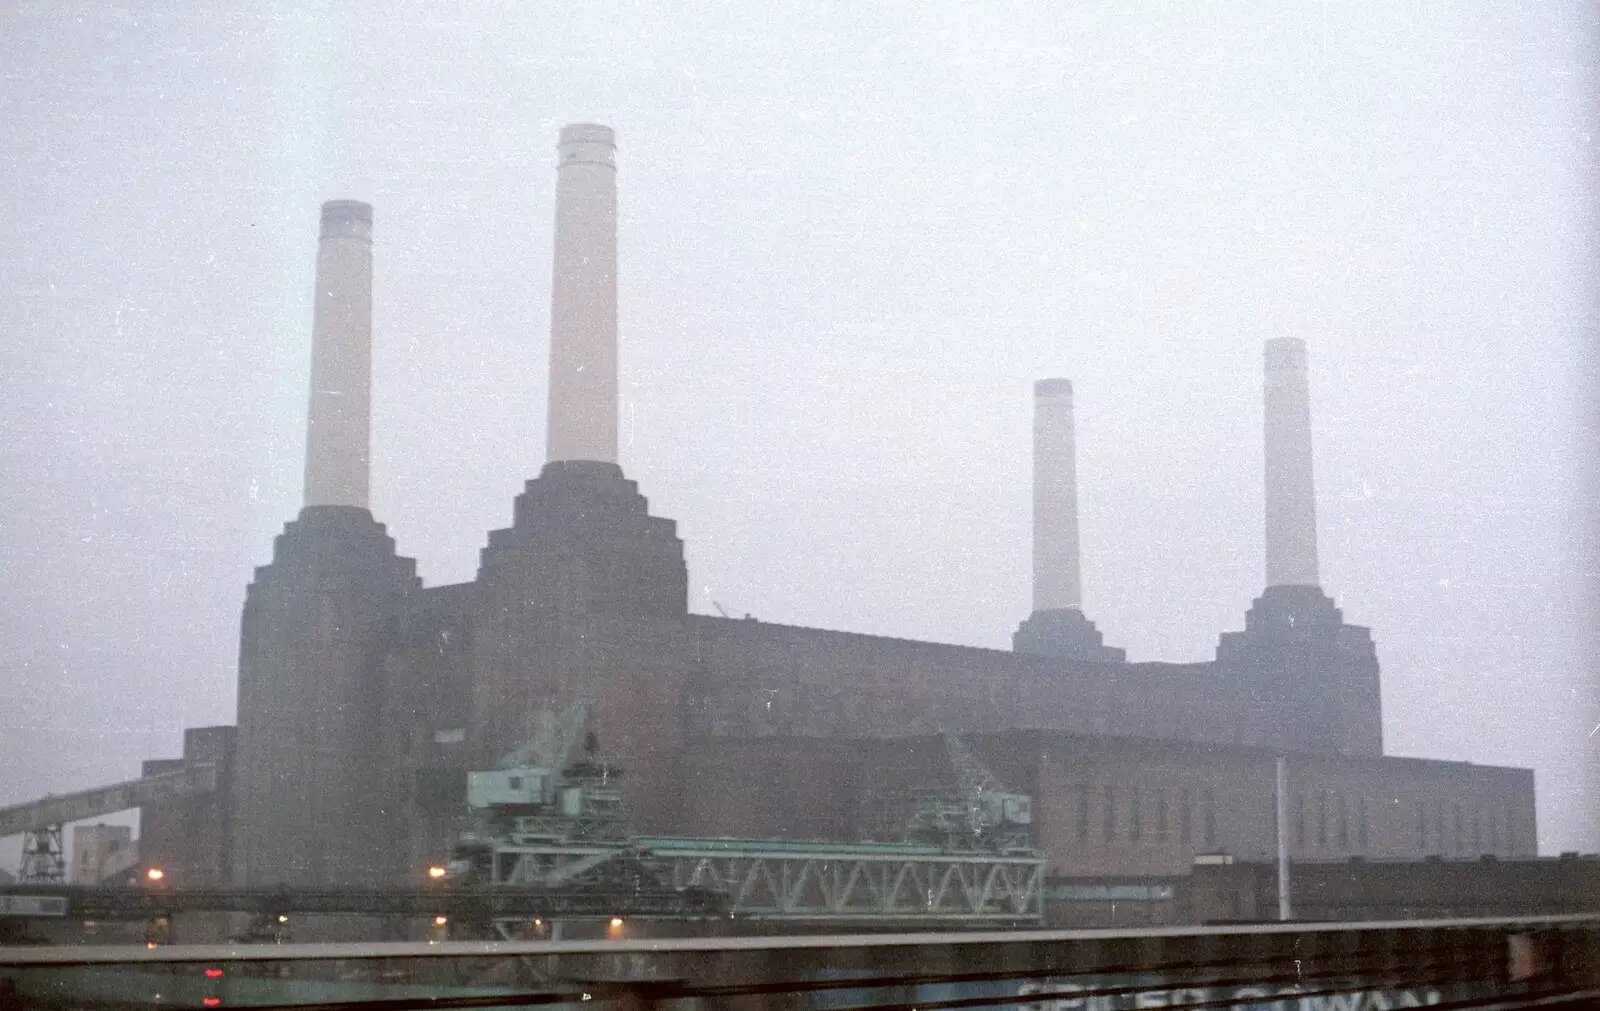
1276;755;1292;921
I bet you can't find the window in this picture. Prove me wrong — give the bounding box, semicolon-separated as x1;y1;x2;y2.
1357;797;1369;849
1155;788;1168;841
1336;794;1348;848
1129;785;1141;842
1471;807;1481;850
1296;794;1306;848
1506;804;1517;852
1077;783;1090;842
1418;801;1428;852
1453;803;1463;852
1317;792;1327;847
1489;810;1500;852
1179;787;1192;845
1103;784;1116;842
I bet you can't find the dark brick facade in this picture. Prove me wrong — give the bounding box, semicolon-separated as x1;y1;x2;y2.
138;726;235;887
676;731;1535;875
228;506;420;886
198;466;1531;887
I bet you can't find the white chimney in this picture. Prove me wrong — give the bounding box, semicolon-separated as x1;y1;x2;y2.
546;123;619;465
302;200;373;509
1264;337;1319;587
1032;378;1082;612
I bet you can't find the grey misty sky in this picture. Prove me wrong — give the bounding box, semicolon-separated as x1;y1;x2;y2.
0;1;1595;858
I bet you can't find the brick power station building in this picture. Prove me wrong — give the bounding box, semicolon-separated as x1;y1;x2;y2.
140;124;1537;893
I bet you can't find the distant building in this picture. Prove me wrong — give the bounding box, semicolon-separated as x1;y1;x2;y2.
70;823;135;885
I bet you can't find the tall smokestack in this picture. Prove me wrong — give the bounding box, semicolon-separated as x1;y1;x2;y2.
1033;378;1082;612
546;123;619;466
302;200;373;510
1264;337;1319;587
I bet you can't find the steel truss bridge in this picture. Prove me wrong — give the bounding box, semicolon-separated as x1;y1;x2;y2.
1;915;1596;1008
485;835;1045;925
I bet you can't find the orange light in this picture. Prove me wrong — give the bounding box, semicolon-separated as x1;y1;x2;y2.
276;915;288;924
145;868;165;882
609;917;623;928
433;915;448;926
204;968;223;978
203;998;222;1006
427;865;447;880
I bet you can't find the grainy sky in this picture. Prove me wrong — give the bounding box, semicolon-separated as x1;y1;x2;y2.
1;1;1595;865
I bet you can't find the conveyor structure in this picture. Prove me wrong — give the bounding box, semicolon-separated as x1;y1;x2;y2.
451;700;1046;930
0;765;216;884
473;835;1043;925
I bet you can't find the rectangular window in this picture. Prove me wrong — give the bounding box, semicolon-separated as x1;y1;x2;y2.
1489;811;1500;852
1418;801;1428;851
1358;797;1369;849
1104;784;1116;842
1179;788;1191;845
1337;795;1348;848
1155;789;1168;841
1296;794;1306;848
1204;787;1216;846
1077;784;1090;842
1471;808;1481;849
1129;785;1142;842
1453;804;1463;852
1506;804;1517;852
1317;792;1327;847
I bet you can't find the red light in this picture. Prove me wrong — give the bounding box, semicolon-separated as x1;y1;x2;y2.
204;969;223;978
203;999;222;1007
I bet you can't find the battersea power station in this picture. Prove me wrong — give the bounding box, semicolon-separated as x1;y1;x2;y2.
138;123;1536;899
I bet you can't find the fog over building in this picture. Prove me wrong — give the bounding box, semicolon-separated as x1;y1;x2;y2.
2;7;1592;878
142;125;1536;889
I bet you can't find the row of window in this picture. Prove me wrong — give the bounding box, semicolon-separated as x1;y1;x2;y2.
1073;784;1522;856
1286;792;1518;855
1076;784;1216;847
1292;792;1369;850
1416;799;1518;854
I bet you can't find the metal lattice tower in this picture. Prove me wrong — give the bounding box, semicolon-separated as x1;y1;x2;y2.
19;826;66;884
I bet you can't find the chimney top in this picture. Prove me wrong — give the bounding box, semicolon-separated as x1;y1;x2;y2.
1264;337;1307;366
319;200;372;242
560;123;615;145
559;123;616;169
1035;378;1073;398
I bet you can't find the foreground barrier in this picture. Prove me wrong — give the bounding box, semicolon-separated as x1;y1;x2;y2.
2;914;1597;1008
